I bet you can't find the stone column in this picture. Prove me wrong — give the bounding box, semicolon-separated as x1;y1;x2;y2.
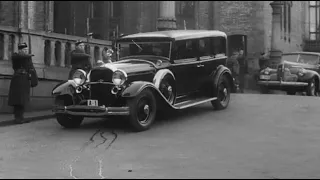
18;1;27;29
60;42;66;67
157;1;177;31
98;47;103;61
90;46;95;65
49;40;55;66
44;1;54;32
27;1;36;30
269;1;284;63
2;34;9;61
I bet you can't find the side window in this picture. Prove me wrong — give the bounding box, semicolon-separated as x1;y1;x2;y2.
198;38;212;57
173;39;198;62
211;37;226;58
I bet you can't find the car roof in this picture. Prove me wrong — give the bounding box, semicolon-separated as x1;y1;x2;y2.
283;51;320;56
118;30;227;41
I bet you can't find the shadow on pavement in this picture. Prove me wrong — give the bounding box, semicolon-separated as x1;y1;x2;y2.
72;105;216;134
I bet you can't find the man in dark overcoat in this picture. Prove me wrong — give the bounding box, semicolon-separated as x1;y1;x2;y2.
68;40;92;79
237;49;247;93
8;43;36;124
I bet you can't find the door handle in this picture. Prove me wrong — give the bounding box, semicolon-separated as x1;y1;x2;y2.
197;64;204;68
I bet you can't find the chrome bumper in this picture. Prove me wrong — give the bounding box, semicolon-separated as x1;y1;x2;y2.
257;81;308;86
53;105;130;117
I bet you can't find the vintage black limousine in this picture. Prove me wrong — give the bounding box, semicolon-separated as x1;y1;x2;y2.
52;30;234;132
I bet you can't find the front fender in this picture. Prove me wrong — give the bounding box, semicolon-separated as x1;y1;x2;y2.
300;70;320;90
300;70;320;81
121;81;156;97
52;80;77;96
121;81;175;109
211;65;235;93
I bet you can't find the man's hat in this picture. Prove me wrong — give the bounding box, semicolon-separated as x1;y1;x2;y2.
75;40;85;46
18;42;28;50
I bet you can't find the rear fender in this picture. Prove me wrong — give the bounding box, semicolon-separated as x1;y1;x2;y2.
52;80;77;96
211;65;235;93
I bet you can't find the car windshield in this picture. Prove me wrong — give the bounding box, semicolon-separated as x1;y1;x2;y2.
119;41;171;59
282;54;299;63
282;54;319;65
298;54;319;65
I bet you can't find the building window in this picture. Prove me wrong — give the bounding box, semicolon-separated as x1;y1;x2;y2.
90;1;103;18
176;1;195;18
309;1;320;40
110;1;122;18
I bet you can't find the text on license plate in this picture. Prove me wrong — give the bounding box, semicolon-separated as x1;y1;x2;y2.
260;75;270;80
87;100;98;106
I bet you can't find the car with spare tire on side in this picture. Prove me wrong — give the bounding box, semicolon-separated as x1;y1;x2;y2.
52;30;235;132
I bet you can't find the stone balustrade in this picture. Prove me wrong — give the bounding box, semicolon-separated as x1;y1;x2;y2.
0;25;114;112
0;25;113;80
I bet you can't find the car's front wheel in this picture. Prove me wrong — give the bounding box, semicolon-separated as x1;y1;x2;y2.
56;115;84;128
127;89;157;132
259;85;270;94
211;75;231;110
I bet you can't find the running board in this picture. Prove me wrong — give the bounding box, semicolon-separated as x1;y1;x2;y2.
173;97;217;109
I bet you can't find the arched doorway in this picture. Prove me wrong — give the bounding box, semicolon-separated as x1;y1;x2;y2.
228;34;247;56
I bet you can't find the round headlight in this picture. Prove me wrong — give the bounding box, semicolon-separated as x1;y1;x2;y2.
112;70;127;86
72;69;87;85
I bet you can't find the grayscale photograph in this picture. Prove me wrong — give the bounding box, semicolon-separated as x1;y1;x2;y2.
0;1;320;179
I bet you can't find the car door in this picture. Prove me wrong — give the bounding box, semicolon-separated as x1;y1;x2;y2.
169;39;202;96
198;37;228;85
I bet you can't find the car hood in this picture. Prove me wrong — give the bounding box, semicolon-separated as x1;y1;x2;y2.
282;60;306;68
264;60;314;70
94;59;157;75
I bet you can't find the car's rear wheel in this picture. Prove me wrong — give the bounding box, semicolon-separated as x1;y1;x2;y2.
127;89;157;132
211;75;231;110
56;115;84;128
306;77;317;96
286;90;296;95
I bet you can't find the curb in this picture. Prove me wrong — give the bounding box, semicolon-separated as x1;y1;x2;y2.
0;113;55;127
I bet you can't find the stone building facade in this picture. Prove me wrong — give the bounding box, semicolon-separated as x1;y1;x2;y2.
0;1;312;112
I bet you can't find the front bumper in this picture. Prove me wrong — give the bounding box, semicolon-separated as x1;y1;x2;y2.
257;80;308;86
53;105;130;117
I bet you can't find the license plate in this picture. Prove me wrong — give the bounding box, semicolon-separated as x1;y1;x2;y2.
87;100;98;106
260;75;270;80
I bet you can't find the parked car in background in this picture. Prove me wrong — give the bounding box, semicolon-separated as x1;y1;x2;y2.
52;30;234;132
257;52;320;96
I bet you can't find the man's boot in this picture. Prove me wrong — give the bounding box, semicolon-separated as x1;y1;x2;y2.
13;106;29;124
20;107;30;124
13;106;23;124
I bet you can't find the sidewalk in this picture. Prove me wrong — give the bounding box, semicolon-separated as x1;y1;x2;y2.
0;110;55;127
